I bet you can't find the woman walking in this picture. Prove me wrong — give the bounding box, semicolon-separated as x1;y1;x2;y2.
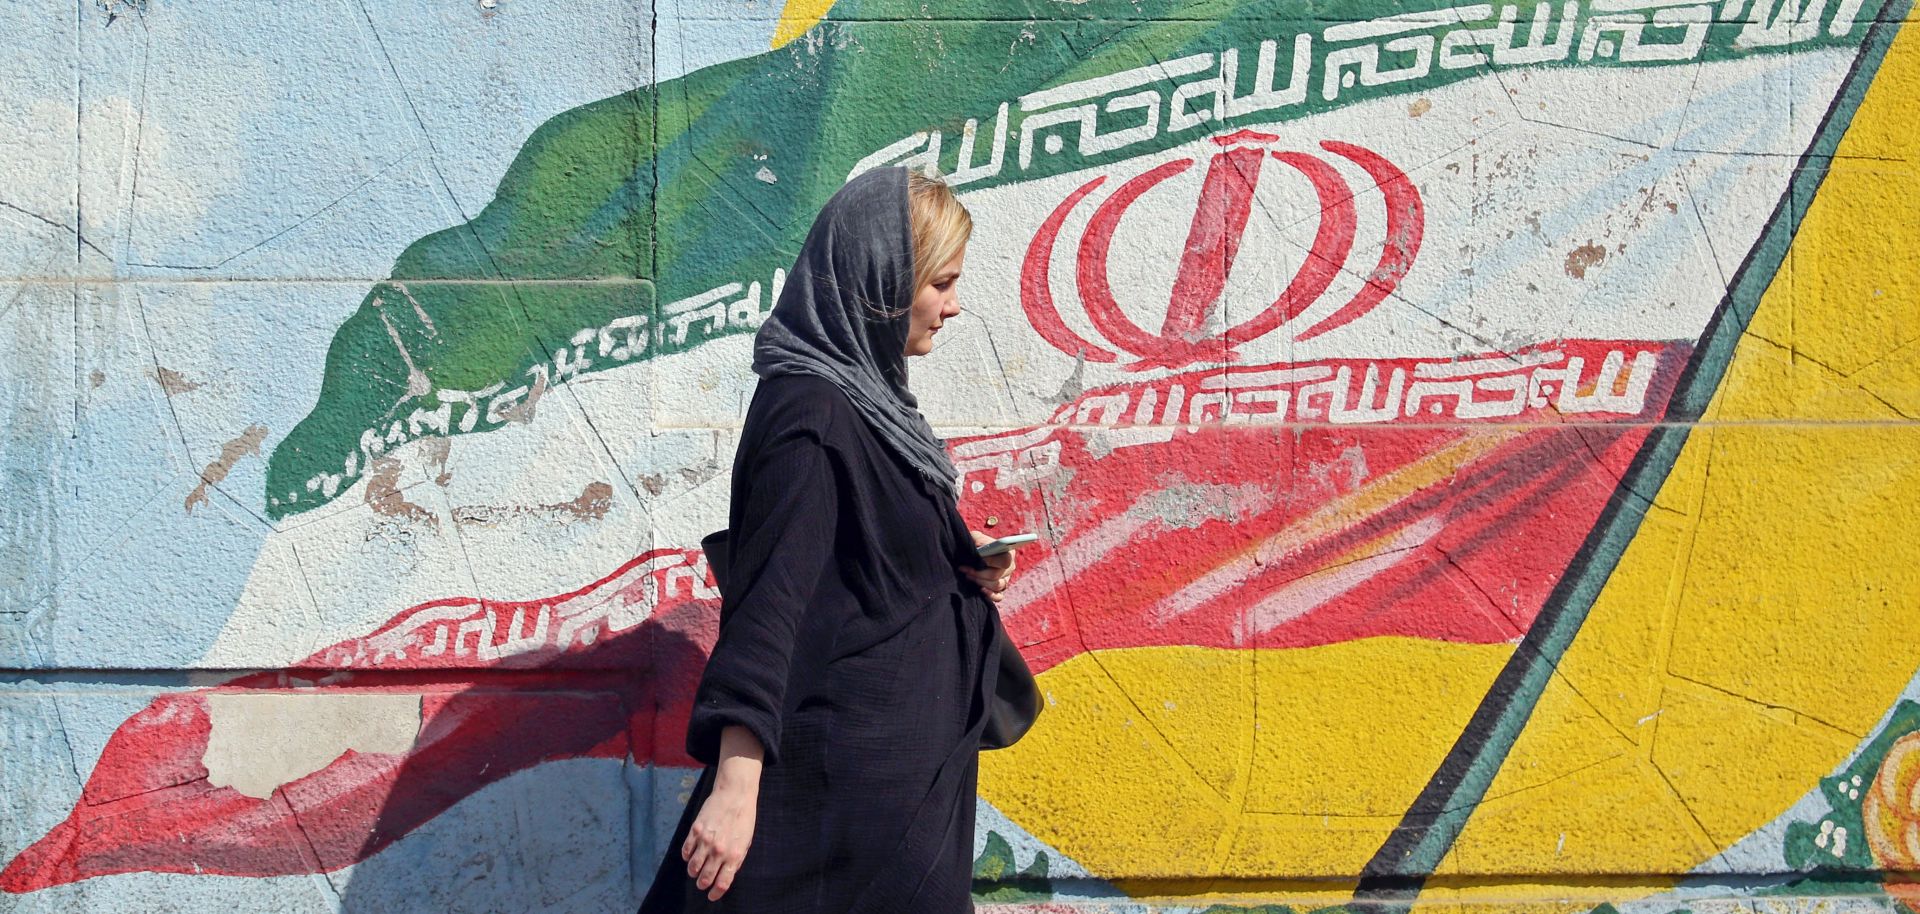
638;166;1020;913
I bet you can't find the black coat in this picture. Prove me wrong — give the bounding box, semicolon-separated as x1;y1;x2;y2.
639;373;998;913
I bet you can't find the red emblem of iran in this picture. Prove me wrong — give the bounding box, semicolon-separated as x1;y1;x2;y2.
1021;129;1425;370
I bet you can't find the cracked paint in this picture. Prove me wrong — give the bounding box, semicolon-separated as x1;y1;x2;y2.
146;365;199;395
1564;241;1609;279
4;0;1919;911
362;456;435;527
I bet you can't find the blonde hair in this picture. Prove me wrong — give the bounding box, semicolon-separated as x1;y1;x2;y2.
907;172;973;295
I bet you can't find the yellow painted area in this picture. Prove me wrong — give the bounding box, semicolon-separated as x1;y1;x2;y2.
772;0;838;48
978;648;1241;881
1733;18;1920;399
1774;159;1920;378
1440;750;1722;875
1703;330;1910;420
979;639;1514;879
1095;642;1256;802
1241;639;1509;821
1648;684;1861;846
1544;483;1700;738
1441;17;1920;885
1123;880;1364;910
1852;337;1920;418
978;18;1918;905
1663;426;1920;722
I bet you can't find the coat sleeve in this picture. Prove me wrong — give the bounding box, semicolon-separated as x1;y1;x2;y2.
684;406;843;768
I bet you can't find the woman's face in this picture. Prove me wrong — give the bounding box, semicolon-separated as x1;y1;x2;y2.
904;248;965;357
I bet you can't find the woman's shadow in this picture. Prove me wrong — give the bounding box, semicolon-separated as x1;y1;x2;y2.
329;610;714;914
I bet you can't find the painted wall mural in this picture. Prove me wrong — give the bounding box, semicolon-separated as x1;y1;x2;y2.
2;0;1917;911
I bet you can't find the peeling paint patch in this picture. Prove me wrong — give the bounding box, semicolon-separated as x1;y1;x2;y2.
638;458;724;497
556;480;615;520
185;425;268;514
148;365;202;396
420;436;452;486
496;371;547;424
1564;241;1608;279
387;283;439;339
88;369;105;388
1304;445;1371;493
452;480;616;528
364;456;436;526
202;692;421;799
1051;352;1086;405
1408;97;1432;117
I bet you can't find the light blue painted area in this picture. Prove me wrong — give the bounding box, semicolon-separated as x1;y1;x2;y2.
334;758;641;913
1593;889;1899;914
0;5;80;280
0;869;342;914
0;0;779;668
642;764;701;889
76;0;655;278
0;3;777;902
654;6;787;93
44;0;772;280
1;280;426;667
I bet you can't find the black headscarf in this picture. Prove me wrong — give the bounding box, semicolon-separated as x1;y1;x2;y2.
751;166;960;491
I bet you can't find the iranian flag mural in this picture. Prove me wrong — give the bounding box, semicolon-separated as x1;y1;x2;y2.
4;0;1919;909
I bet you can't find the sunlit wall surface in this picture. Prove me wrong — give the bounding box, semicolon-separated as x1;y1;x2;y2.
3;0;1918;910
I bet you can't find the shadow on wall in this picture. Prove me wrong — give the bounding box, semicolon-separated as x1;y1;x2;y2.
331;623;711;914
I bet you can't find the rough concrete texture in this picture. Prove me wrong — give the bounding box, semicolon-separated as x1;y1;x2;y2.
2;0;1918;910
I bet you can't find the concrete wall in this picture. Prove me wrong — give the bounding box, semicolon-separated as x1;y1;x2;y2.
3;0;1918;911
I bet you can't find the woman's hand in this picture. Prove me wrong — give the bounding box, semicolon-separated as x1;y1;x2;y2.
964;530;1017;602
683;726;763;901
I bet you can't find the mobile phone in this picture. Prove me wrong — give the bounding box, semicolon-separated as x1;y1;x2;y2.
975;532;1038;557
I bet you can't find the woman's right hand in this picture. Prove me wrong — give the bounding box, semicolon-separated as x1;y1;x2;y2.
683;725;764;901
